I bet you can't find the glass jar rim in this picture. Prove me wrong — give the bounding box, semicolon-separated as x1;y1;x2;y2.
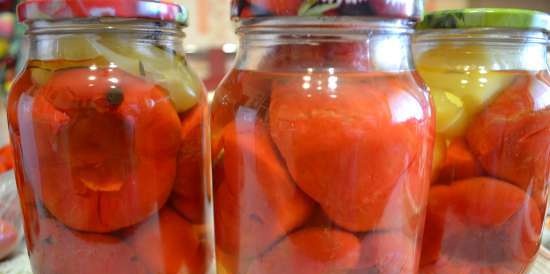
25;18;185;37
237;17;415;35
414;27;548;45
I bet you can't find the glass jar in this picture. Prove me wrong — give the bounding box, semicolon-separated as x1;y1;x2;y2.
0;5;18;168
9;1;213;274
414;9;550;274
212;1;433;274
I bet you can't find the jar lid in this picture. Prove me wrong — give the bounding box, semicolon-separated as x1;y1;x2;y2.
231;0;423;21
17;0;189;25
417;8;550;32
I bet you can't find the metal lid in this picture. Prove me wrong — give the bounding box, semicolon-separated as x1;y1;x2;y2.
417;8;550;32
232;0;423;21
17;0;188;25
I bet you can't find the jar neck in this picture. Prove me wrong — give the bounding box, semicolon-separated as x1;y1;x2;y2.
414;28;549;71
233;17;417;73
26;19;186;61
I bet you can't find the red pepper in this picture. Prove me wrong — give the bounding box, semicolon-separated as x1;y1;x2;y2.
421;257;516;274
214;120;314;258
126;207;206;274
350;231;416;274
467;74;550;209
246;228;360;274
421;177;541;272
436;138;484;183
171;105;207;224
322;155;428;234
32;218;147;274
0;145;14;173
211;70;273;160
20;68;181;232
269;76;432;232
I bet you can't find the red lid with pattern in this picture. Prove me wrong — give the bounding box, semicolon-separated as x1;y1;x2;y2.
17;0;188;25
232;0;423;21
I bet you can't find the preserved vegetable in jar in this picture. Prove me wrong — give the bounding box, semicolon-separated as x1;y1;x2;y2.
9;1;214;273
212;1;433;274
414;9;550;274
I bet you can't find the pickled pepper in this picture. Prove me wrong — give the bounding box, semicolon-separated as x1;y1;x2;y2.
421;178;541;272
215;120;314;258
32;218;147;274
126;207;206;274
11;1;213;274
246;228;360;274
21;68;181;233
269;77;431;232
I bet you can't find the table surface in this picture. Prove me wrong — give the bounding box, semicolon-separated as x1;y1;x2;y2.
1;245;549;274
532;252;550;273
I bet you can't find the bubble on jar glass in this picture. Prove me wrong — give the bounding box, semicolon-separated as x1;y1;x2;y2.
23;68;180;232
